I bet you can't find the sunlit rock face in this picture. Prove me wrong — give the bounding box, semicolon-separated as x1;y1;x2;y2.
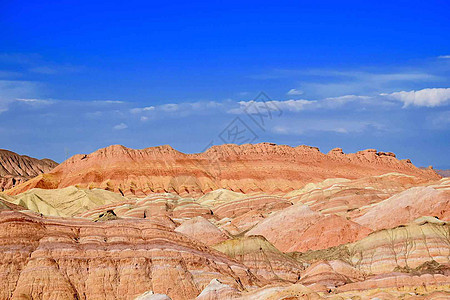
0;211;259;300
245;203;373;252
213;235;306;283
0;149;57;191
6;143;439;197
0;143;448;299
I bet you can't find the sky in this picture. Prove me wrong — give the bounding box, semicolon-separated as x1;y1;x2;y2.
0;0;449;168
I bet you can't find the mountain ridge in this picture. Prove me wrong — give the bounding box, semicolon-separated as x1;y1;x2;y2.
0;149;58;191
6;143;440;196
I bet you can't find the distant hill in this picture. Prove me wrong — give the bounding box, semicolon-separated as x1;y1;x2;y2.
0;149;58;191
436;169;450;177
7;143;440;197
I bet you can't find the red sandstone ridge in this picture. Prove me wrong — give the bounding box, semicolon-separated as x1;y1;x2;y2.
0;149;58;191
6;143;440;197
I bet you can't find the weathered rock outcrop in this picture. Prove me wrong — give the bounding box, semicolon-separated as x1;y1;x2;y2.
5;143;439;197
299;260;364;288
353;180;450;230
213;236;306;282
212;195;292;220
287;173;433;216
174;216;229;246
78;193;212;221
245;204;372;252
0;195;24;211
0;211;259;300
1;186;126;217
291;218;450;276
0;149;57;191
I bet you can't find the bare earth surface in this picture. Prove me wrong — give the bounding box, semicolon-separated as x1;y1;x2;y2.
0;143;448;299
5;143;439;197
0;149;57;191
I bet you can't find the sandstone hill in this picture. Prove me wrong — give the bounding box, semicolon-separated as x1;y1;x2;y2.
5;143;440;197
0;174;449;299
0;186;127;217
0;144;448;299
436;169;450;177
0;210;259;300
0;149;57;191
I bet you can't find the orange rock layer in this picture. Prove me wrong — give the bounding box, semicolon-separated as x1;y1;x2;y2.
6;143;440;196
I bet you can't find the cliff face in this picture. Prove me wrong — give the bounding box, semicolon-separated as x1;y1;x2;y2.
0;149;57;191
6;143;440;196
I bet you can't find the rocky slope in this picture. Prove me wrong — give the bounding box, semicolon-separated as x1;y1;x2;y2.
0;186;127;217
0;144;448;299
245;203;373;252
0;149;57;191
212;236;306;283
0;210;259;300
435;169;450;177
352;178;450;230
5;143;439;197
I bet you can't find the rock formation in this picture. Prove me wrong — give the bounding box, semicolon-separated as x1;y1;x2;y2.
353;179;450;230
5;143;439;197
212;235;306;282
78;193;212;221
287;173;433;216
0;143;448;299
435;169;450;177
0;211;259;300
0;149;57;191
245;204;372;252
1;186;127;217
174;216;229;246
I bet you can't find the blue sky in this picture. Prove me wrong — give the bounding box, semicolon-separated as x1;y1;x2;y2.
0;1;449;168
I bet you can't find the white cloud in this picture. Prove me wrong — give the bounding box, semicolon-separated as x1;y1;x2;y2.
16;98;54;105
130;106;155;114
384;88;450;107
92;100;125;105
113;123;128;130
160;103;179;112
438;55;450;59
287;89;304;95
229;99;315;114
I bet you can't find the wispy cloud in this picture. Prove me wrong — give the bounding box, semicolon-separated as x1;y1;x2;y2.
287;88;304;95
0;80;43;113
130;106;155;114
113;123;128;130
129;101;224;120
272;120;384;135
229;99;315;114
249;57;449;99
15;98;54;105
